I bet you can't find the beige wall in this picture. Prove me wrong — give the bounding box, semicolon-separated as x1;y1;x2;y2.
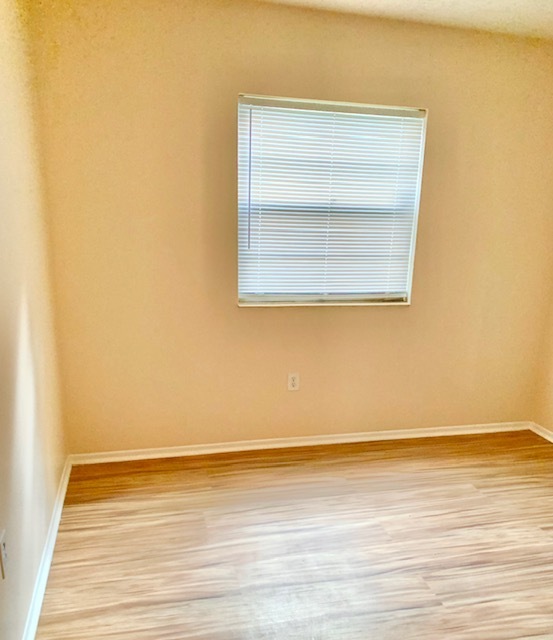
535;302;553;429
28;0;553;454
0;1;66;638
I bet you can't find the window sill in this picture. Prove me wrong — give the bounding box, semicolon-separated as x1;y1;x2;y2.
237;300;411;308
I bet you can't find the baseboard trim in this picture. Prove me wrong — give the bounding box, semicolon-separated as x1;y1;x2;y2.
70;421;533;466
22;457;72;640
528;421;553;444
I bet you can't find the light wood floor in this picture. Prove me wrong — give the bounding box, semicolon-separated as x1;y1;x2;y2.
37;431;553;639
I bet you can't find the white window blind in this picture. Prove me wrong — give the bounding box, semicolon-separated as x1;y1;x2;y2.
238;95;427;306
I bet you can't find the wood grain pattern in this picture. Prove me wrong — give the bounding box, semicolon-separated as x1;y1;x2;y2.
36;431;553;639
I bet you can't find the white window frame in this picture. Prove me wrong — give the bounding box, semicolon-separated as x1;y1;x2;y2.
237;94;428;307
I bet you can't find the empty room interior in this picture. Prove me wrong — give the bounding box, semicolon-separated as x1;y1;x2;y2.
4;0;553;638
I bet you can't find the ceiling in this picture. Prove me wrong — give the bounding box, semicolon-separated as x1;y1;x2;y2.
258;0;553;39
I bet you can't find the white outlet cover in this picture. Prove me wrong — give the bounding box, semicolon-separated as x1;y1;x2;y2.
0;530;6;579
288;372;300;391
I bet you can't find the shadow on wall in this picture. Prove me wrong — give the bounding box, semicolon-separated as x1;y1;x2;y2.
0;287;49;638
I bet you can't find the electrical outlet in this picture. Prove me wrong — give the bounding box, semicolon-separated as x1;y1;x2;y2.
0;530;6;580
288;372;300;391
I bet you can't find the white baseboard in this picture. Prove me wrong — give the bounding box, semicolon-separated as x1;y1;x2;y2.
22;457;72;640
70;421;533;466
528;421;553;444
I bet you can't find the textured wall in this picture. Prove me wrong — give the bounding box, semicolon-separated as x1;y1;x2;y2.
28;0;553;454
0;1;65;638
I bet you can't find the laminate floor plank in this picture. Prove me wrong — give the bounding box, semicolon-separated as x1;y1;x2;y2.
37;431;553;639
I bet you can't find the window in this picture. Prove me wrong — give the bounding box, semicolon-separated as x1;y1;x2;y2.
238;94;427;306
